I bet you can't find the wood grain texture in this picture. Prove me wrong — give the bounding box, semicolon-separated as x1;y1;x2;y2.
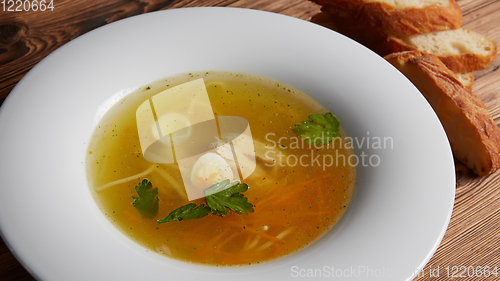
0;0;320;107
0;0;499;280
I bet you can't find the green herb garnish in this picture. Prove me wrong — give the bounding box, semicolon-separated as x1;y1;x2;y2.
158;179;254;223
204;180;254;215
157;203;211;223
292;112;341;145
132;179;159;218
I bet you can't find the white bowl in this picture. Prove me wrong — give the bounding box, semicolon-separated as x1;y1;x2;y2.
0;7;455;281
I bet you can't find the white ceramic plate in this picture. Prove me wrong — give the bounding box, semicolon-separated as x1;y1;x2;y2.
0;7;455;281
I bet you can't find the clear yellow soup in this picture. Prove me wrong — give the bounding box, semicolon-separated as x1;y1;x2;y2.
87;71;355;266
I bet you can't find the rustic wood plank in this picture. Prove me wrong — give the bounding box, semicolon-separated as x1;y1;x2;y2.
461;0;500;118
0;239;32;280
0;0;182;106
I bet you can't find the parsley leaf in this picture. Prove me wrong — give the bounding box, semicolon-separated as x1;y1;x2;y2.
132;179;159;218
158;179;254;223
157;203;211;223
204;179;254;215
292;112;341;145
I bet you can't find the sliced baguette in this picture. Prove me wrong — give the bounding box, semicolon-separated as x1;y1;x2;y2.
386;28;498;73
311;11;497;73
455;72;474;89
385;51;500;175
311;11;389;55
311;0;462;35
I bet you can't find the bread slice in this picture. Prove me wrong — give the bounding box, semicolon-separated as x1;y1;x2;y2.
311;0;462;35
311;13;473;89
311;10;497;73
311;11;389;55
385;51;500;175
455;72;474;89
386;28;498;73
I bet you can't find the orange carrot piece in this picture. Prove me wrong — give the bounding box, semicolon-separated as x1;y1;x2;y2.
193;232;225;258
124;210;142;224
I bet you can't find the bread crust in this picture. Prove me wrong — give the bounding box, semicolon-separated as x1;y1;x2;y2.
455;72;474;89
385;51;500;175
312;0;462;35
312;11;497;73
386;34;498;73
311;11;390;55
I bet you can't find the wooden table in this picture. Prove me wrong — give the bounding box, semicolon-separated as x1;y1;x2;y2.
0;0;499;280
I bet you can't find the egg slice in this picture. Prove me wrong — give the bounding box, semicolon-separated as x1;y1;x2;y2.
190;153;237;189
